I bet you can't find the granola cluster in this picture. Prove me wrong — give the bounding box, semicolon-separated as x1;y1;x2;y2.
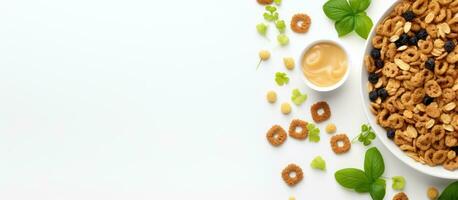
365;0;458;171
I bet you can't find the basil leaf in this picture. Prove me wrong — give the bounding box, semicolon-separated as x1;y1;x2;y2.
323;0;353;21
369;178;386;200
349;0;371;13
354;13;373;39
439;181;458;200
335;168;372;191
364;147;385;181
335;15;355;37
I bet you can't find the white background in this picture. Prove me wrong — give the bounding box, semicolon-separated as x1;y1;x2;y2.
0;0;454;199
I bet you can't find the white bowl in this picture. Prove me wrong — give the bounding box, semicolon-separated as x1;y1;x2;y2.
300;40;350;92
360;1;458;179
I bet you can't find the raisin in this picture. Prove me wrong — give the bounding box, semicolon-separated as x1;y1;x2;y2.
423;96;434;105
416;29;428;40
402;11;415;21
387;129;395;139
370;48;381;59
425;58;435;71
408;36;418;46
375;59;384;68
444;40;455;53
369;91;378;102
377;88;388;101
368;73;379;84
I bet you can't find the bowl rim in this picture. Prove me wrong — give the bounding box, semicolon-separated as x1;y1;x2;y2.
360;0;458;179
299;39;350;92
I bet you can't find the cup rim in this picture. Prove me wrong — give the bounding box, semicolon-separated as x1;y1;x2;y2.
299;39;350;92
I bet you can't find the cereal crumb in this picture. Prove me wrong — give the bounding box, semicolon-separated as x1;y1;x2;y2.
283;57;295;70
427;187;439;200
325;123;337;134
266;91;277;103
393;192;409;200
288;196;296;200
281;103;292;115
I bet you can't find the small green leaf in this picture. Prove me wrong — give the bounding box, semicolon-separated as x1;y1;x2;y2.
256;23;268;36
310;156;326;170
307;123;320;142
277;34;289;46
275;20;286;33
263;13;275;21
275;72;289;86
307;123;315;130
265;5;277;13
323;0;354;21
335;168;372;190
392;176;406;190
335;15;355;37
439;181;458;200
354;13;373;39
291;89;308;106
274;0;281;5
369;178;386;200
362;124;369;132
349;0;371;13
364;147;385;181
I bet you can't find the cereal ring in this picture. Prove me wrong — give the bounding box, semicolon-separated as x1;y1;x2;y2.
416;134;433;151
382;19;397;36
432;150;448;164
412;0;428;15
435;61;448;75
424;80;442;97
281;164;303;186
431;125;445;141
418;40;434;54
256;0;273;5
388;113;405;129
401;48;420;63
288;119;308;140
266;125;287;146
372;35;385;49
444;157;458;171
393;192;409;200
383;62;400;78
330;134;351;154
290;14;311;33
310;101;331;123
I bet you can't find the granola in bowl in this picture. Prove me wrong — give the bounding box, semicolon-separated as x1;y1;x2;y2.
364;0;458;172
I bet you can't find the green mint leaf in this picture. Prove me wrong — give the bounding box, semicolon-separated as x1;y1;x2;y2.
310;156;326;170
439;181;458;200
273;12;279;21
335;15;355;37
363;140;371;146
309;129;320;142
392;176;406;190
364;147;385;181
275;72;289;86
291;89;308;105
275;20;286;33
349;0;371;13
354;13;373;39
307;123;315;130
277;34;289;46
323;0;354;21
367;131;376;140
369;178;386;200
274;0;281;5
362;124;369;132
256;23;268;36
335;168;372;191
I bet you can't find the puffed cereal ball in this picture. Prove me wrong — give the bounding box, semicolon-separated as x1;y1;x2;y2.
259;50;270;61
427;187;439;200
283;57;295;70
325;123;337;134
266;90;277;103
281;103;292;115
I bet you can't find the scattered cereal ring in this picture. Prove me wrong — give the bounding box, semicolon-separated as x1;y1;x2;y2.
256;0;273;5
281;164;303;186
393;192;409;200
288;119;308;140
325;123;336;134
266;125;287;146
310;101;331;123
330;134;351;154
290;14;311;33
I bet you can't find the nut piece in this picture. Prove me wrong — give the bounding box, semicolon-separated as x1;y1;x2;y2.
427;187;439;200
425;13;435;24
325;123;337;134
393;192;409;200
404;22;411;33
266;90;277;103
259;50;270;61
395;58;410;71
281;103;292;115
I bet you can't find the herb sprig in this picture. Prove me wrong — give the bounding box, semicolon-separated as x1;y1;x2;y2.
322;0;373;39
439;181;458;200
352;124;376;146
307;123;320;142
